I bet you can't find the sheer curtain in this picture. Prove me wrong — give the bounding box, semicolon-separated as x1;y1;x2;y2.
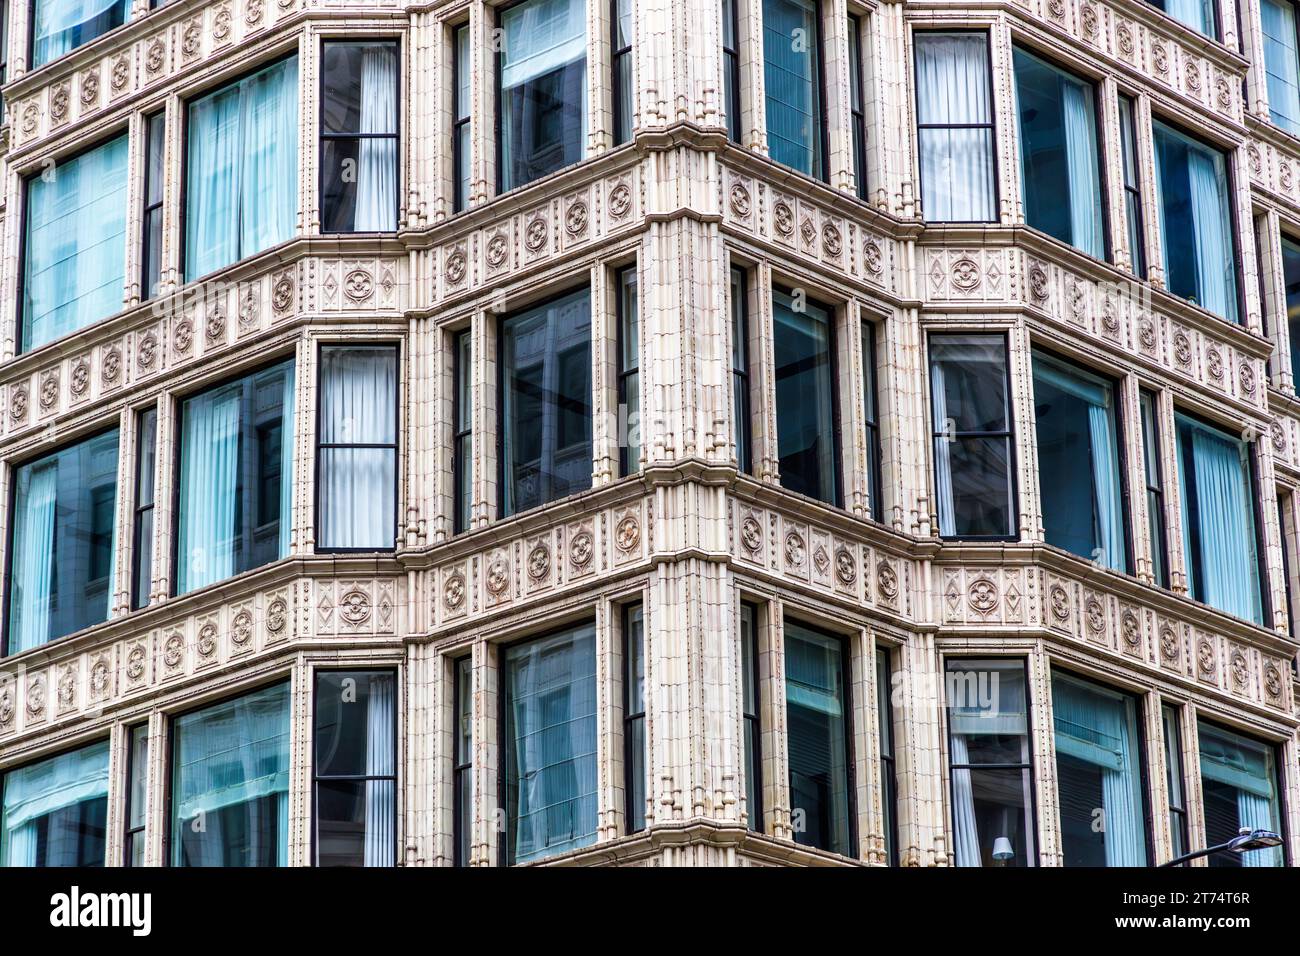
915;34;994;222
1187;147;1235;321
0;741;109;866
1238;793;1276;866
356;45;397;231
364;674;395;867
1087;402;1126;572
949;735;981;866
32;0;126;66
1062;81;1104;259
9;463;57;654
1263;0;1300;133
186;86;243;280
1200;725;1281;867
319;348;396;549
931;364;956;536
1186;424;1261;622
1165;0;1214;35
177;389;240;594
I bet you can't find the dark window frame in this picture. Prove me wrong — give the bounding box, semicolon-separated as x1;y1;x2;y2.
1162;703;1190;865
876;645;899;866
862;318;883;522
123;722;148;866
740;600;763;832
1119;92;1147;278
131;406;158;610
452;22;472;213
731;265;753;474
141;111;166;301
611;0;633;146
616;264;639;477
848;12;867;200
1139;389;1169;588
453;328;473;535
722;0;742;143
622;601;646;833
761;0;831;182
452;654;473;866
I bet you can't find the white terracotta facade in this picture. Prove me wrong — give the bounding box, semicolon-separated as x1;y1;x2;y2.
0;0;1296;868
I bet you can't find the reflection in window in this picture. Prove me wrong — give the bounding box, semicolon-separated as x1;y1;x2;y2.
1263;0;1300;134
763;0;823;178
877;647;898;865
171;683;290;867
132;409;158;611
740;602;762;831
142;112;166;301
500;289;592;516
1153;120;1238;322
1146;0;1216;37
124;724;148;866
1198;722;1284;867
7;430;119;655
176;361;294;595
722;0;741;142
1051;672;1147;866
731;267;752;473
498;0;587;191
32;0;127;67
617;267;641;475
946;658;1035;867
313;671;396;866
1;741;109;866
502;623;598;864
453;24;472;211
1119;95;1146;277
453;656;473;865
321;42;399;232
453;331;473;533
848;15;867;199
774;289;838;505
929;334;1014;538
1032;352;1126;571
1162;705;1189;862
612;0;634;145
863;321;884;521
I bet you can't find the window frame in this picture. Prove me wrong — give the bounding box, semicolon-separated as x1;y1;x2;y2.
760;0;831;182
26;0;130;71
1262;0;1300;134
453;328;473;535
740;600;763;832
622;601;646;833
722;0;742;143
1119;93;1147;278
1279;489;1298;639
731;265;753;474
452;22;472;213
0;735;112;867
452;654;473;865
313;341;401;555
141;111;166;301
616;264;640;477
1196;717;1290;866
876;644;899;865
611;0;633;146
131;406;159;610
848;12;868;200
1161;703;1190;864
862;318;884;522
317;38;402;235
1139;388;1169;588
123;722;149;866
1145;0;1221;44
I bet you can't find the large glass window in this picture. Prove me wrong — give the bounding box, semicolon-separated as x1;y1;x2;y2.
774;289;838;505
1119;95;1146;278
1032;352;1127;572
1153;120;1238;322
176;361;294;595
453;330;473;533
914;32;995;222
785;620;854;857
1197;721;1284;867
617;267;641;476
929;334;1014;538
1051;672;1148;866
1175;413;1263;623
1280;235;1300;384
22;134;128;353
1263;0;1300;134
317;346;397;551
946;658;1035;867
1;740;109;866
453;656;473;866
453;24;472;212
863;320;883;521
142;113;166;301
124;724;148;866
722;0;741;142
1013;48;1104;259
762;0;824;178
612;0;634;145
731;267;752;473
1140;391;1169;587
6;429;119;656
313;671;397;867
171;682;290;867
320;42;399;233
132;408;158;611
876;647;898;865
500;288;592;516
1162;705;1189;862
186;57;299;280
501;623;598;864
623;604;646;833
498;0;587;192
1146;0;1216;36
32;0;128;68
740;602;762;831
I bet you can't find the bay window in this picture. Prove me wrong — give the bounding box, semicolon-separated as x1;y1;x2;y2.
774;289;838;505
186;56;299;280
313;671;397;866
914;32;996;222
929;334;1015;538
32;0;128;68
498;0;587;192
1146;0;1216;37
175;361;294;596
316;345;398;551
1153;120;1238;322
623;604;646;833
1140;391;1169;587
1;741;109;866
946;658;1035;867
6;429;119;655
1198;722;1285;867
499;288;592;517
320;41;399;233
1263;0;1300;134
1031;352;1127;572
785;619;854;857
1175;413;1263;623
762;0;824;179
22;134;128;353
501;622;598;864
1013;48;1104;259
1051;672;1148;866
171;682;290;867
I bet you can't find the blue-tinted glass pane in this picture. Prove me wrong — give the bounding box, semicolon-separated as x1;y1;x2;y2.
1;741;109;866
774;290;837;504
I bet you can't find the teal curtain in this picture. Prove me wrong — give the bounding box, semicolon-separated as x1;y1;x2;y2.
187;57;298;280
9;463;57;654
763;0;821;177
177;386;241;593
1263;0;1300;133
1165;0;1215;36
1;740;109;866
32;0;127;67
1187;147;1234;320
23;134;127;352
1062;80;1104;259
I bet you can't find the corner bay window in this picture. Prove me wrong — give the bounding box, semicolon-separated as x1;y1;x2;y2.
498;0;587;192
762;0;824;179
1175;413;1263;623
785;620;854;857
317;346;398;551
1051;672;1148;866
500;288;593;516
1031;352;1127;572
1013;47;1104;260
1198;722;1284;867
1153;120;1238;322
1;741;109;866
502;623;598;864
32;0;127;68
171;682;290;867
7;429;119;655
320;41;399;232
929;334;1014;538
313;671;397;867
914;32;996;222
946;658;1035;867
187;56;299;280
774;289;839;505
176;361;294;595
22;134;128;353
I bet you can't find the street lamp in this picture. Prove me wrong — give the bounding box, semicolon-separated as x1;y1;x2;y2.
1159;827;1283;867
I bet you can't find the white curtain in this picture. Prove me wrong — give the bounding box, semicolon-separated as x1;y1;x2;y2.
1;740;109;866
915;33;995;222
356;45;398;231
177;389;240;594
1263;0;1300;133
185;86;242;281
364;674;396;867
949;735;981;866
9;463;57;654
1187;147;1234;320
33;0;125;66
1062;80;1104;259
1238;793;1276;867
319;349;396;549
931;363;956;536
1165;0;1214;36
1087;403;1126;572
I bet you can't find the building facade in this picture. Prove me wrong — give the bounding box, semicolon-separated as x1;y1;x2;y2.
0;0;1296;868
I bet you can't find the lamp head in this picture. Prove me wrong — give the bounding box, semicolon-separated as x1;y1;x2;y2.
1227;827;1283;853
